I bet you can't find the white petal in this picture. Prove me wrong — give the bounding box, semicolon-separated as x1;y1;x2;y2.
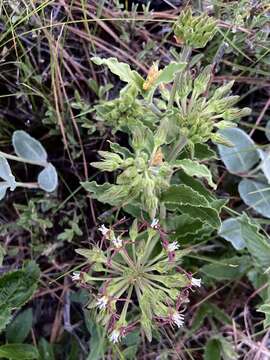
191;277;201;287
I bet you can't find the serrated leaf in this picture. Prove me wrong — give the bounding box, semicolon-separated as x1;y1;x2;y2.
12;130;47;164
193;143;217;160
217;128;260;174
37;163;58;192
91;57;144;90
219;218;246;250
0;157;16;190
241;215;270;270
174;159;216;188
0;261;40;310
238;179;270;218
6;308;33;343
0;344;38;359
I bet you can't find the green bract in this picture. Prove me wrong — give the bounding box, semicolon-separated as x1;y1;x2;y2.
174;8;217;49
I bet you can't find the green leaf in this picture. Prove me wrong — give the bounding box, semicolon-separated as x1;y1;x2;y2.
174;159;216;188
193;143;217;160
37;163;58;192
0;307;12;333
161;184;209;207
0;157;16;190
6;308;33;343
238;179;270;218
91;57;144;90
12;131;47;164
38;338;55;360
0;261;40;310
219;218;246;250
241;214;270;270
201;256;250;280
177;172;215;202
154;62;186;85
217;128;260;174
257;302;270;328
0;243;6;266
204;338;221;360
84;311;106;360
162;185;221;228
0;344;39;359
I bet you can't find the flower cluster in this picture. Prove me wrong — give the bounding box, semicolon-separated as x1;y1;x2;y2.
74;222;201;343
174;8;217;49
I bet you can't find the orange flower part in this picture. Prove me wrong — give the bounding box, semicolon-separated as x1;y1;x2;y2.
143;63;161;91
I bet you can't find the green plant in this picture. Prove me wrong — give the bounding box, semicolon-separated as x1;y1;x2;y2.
75;9;251;343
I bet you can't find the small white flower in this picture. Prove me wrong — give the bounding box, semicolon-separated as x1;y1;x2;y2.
172;311;184;328
167;241;179;252
109;329;121;343
71;272;80;281
98;224;110;237
97;296;108;310
191;277;202;287
112;235;123;249
151;218;159;229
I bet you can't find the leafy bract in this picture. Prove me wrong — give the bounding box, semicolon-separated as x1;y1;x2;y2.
91;57;144;90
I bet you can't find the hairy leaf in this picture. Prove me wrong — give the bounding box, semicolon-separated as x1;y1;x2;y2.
37;163;58;192
12;131;47;164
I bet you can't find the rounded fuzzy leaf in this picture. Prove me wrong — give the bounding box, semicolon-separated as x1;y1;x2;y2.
238;179;270;218
265;120;270;142
219;218;245;250
217;128;260;174
0;157;16;190
37;164;58;192
12;131;47;164
0;183;9;201
258;149;270;183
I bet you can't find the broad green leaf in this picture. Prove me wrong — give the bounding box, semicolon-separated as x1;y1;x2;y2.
37;163;58;192
193;143;217;160
154;62;186;85
238;179;270;218
0;261;40;309
176;204;221;228
162;185;220;228
38;338;55;360
177;172;215;202
12;131;47;164
161;184;209;207
218;336;238;360
219;218;246;250
6;308;33;343
0;157;16;190
241;215;270;270
217;128;260;174
0;344;38;359
174;159;216;188
0;307;12;333
204;338;221;360
201;256;250;280
91;57;144;90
